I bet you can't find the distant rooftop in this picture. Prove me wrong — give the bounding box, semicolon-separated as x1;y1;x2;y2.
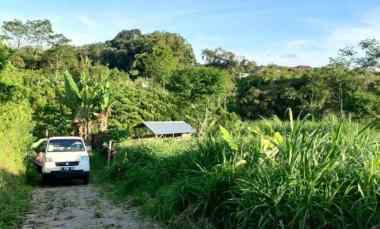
137;121;196;136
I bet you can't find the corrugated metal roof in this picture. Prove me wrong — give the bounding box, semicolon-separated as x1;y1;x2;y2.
141;121;196;135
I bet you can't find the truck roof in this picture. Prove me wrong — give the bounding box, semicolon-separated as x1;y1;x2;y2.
48;136;84;140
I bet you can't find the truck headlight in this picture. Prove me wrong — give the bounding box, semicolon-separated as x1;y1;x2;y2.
45;157;54;162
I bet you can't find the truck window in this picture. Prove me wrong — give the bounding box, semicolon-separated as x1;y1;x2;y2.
47;139;85;152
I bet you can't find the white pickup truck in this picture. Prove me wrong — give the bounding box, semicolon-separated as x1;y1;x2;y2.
33;136;91;184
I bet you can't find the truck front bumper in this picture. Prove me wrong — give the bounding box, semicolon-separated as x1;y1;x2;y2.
42;161;90;176
44;170;89;179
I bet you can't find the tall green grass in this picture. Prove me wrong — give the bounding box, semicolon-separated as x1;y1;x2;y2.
0;100;34;228
96;116;380;228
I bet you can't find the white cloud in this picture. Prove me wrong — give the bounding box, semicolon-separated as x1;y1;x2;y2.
254;50;327;67
280;53;298;59
286;40;318;50
326;14;380;50
254;7;380;67
324;7;380;56
248;38;328;67
78;16;96;28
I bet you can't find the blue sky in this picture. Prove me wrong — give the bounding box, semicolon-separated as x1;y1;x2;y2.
1;0;380;66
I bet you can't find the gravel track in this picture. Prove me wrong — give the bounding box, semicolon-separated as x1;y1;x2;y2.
22;184;161;229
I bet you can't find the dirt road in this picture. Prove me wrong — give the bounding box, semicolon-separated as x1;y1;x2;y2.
22;185;161;229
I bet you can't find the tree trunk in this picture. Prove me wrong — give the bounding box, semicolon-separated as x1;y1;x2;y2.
72;119;86;138
79;122;86;138
95;106;111;133
98;112;109;133
73;118;92;142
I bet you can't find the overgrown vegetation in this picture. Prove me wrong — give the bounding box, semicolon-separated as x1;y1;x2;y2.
0;53;34;228
1;17;380;228
96;116;380;228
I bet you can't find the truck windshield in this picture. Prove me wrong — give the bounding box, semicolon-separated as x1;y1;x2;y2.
47;139;85;152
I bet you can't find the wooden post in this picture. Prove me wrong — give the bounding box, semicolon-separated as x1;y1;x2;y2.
107;140;113;168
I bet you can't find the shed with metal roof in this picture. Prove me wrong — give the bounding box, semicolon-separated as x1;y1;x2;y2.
134;121;196;138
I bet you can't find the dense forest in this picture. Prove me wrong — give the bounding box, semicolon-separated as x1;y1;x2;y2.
1;18;380;228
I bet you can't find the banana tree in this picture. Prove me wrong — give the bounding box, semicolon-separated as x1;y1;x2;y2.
94;79;114;133
63;70;114;140
63;71;96;140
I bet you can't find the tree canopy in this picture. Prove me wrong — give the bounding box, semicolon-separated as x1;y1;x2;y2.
0;17;379;140
167;66;227;102
1;19;70;48
202;48;256;76
0;43;9;71
330;38;380;71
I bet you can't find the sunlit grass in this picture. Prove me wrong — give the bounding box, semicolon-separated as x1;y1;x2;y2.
0;101;34;229
96;115;380;228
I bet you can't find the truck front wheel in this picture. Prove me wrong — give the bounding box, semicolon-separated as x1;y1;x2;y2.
42;174;51;185
83;174;90;185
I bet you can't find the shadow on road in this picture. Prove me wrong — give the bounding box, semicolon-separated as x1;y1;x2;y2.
40;178;87;187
